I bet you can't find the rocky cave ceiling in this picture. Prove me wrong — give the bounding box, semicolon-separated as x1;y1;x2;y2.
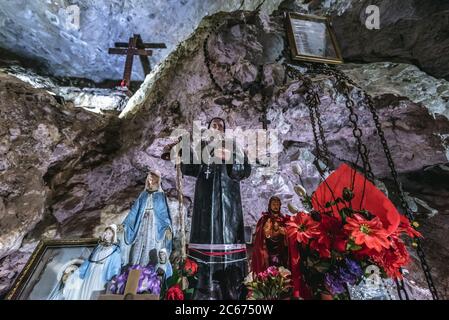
1;0;449;83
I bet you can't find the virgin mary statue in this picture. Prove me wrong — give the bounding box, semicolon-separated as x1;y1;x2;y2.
76;225;122;300
120;169;173;267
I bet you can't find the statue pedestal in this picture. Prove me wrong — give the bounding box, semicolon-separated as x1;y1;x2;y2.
98;269;159;300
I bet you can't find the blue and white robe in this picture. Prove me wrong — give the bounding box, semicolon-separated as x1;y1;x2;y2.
121;190;173;266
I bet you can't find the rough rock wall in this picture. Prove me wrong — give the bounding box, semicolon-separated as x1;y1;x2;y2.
0;72;118;293
1;8;449;299
0;0;283;82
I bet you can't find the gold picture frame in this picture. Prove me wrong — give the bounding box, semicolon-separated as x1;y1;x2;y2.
6;238;98;300
286;12;343;64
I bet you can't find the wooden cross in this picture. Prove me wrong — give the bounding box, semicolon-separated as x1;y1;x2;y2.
108;34;166;88
98;269;159;300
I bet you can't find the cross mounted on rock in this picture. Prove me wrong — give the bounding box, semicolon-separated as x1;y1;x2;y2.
108;34;166;89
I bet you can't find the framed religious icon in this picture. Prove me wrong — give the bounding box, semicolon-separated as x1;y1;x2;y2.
6;238;98;300
286;12;343;64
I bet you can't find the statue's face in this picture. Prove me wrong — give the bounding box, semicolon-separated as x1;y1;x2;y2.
103;228;114;243
210;119;225;133
147;172;160;191
62;265;78;284
270;199;281;213
159;251;167;264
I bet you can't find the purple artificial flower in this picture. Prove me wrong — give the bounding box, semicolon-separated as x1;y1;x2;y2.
324;273;346;295
338;266;357;285
110;265;161;295
345;258;363;277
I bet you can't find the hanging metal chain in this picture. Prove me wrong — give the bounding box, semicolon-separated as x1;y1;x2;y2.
303;64;374;182
395;278;410;300
284;64;331;169
203;23;276;131
311;63;439;300
203;32;230;95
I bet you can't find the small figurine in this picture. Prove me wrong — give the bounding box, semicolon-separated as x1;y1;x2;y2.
155;248;173;287
252;196;289;274
75;224;122;300
47;259;83;300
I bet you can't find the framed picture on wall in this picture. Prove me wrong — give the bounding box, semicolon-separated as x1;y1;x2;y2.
286;12;343;64
6;239;98;300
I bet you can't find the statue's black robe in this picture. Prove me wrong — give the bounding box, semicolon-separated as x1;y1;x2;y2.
181;141;251;300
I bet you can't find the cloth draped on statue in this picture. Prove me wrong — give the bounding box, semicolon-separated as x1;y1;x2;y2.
252;212;289;274
122;190;173;266
75;244;121;299
182;140;251;300
289;163;403;299
311;163;401;235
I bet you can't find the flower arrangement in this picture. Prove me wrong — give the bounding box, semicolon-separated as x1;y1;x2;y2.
244;266;292;300
287;163;422;299
109;265;161;296
166;284;185;300
163;258;198;300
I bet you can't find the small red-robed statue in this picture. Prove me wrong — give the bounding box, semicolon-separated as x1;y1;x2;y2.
251;196;289;274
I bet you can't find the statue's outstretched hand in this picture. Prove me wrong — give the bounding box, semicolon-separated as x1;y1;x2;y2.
166;229;173;240
215;148;231;161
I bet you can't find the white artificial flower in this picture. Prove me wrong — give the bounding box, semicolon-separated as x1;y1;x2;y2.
291;163;303;176
294;184;307;197
287;203;299;214
278;267;291;278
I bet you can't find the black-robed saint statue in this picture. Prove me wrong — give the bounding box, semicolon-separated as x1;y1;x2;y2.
181;118;251;300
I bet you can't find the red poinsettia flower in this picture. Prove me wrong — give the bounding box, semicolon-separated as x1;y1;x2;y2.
308;216;333;258
286;212;321;244
396;215;423;239
323;215;348;252
310;238;331;258
344;214;391;252
372;236;410;278
183;258;198;276
166;284;184;300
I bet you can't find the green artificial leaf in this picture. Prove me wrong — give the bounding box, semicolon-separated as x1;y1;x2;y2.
342;187;354;202
301;195;313;210
346;239;362;251
314;261;331;273
339;207;354;222
165;269;181;288
359;209;373;220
